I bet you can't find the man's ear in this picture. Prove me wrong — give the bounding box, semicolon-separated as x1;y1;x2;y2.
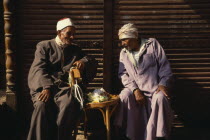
57;30;61;36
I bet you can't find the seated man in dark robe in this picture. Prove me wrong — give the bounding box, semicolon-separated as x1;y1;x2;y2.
27;17;97;140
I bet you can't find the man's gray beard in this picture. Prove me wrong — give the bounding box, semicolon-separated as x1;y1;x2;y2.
127;46;132;51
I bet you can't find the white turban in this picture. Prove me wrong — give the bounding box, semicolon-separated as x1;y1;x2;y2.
56;18;74;31
118;23;138;40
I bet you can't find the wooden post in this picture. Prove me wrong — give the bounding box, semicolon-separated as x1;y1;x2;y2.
103;0;113;93
3;0;17;110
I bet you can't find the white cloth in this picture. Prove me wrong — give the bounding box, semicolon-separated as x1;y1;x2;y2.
118;23;138;40
123;38;148;67
55;35;65;46
132;38;147;64
56;18;74;31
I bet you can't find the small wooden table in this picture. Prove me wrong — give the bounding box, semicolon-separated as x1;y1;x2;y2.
84;96;120;140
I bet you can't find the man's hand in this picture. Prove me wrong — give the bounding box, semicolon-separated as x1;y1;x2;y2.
73;60;85;72
38;89;51;102
133;88;146;105
155;85;170;99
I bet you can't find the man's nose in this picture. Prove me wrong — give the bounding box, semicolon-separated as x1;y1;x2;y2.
122;41;127;46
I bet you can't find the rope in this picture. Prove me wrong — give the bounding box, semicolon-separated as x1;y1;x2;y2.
69;67;84;109
71;84;84;108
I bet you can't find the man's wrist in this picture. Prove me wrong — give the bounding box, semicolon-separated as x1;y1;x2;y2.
43;85;51;89
43;86;51;93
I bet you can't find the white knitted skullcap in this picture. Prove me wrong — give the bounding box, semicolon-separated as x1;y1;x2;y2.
56;18;74;31
118;23;138;40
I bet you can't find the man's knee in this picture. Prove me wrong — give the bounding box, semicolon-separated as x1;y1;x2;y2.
153;91;167;103
34;100;48;112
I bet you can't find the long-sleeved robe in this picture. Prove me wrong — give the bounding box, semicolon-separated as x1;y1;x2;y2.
114;38;173;140
27;39;97;140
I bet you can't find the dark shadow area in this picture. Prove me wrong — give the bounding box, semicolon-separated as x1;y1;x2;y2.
171;77;210;139
0;103;20;140
111;41;124;95
72;108;106;139
112;74;123;95
172;76;210;127
0;0;6;90
184;0;210;22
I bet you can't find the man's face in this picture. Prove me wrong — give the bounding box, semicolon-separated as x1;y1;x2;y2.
121;38;138;51
58;26;76;45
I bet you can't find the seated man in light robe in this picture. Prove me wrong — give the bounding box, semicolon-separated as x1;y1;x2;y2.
114;23;173;140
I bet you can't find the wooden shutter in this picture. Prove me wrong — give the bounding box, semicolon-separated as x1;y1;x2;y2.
113;0;210;121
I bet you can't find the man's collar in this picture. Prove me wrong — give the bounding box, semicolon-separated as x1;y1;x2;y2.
122;38;149;53
55;35;65;46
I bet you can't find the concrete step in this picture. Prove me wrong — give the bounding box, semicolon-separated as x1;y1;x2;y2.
0;90;6;105
74;114;210;140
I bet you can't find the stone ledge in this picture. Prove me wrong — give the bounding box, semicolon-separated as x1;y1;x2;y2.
0;90;6;105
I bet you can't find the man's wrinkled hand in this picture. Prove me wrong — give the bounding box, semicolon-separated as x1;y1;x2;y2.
133;88;146;105
155;85;170;99
73;60;85;72
38;89;51;102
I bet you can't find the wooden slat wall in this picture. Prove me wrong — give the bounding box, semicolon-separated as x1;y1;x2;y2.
0;1;5;90
16;0;104;129
113;0;210;122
